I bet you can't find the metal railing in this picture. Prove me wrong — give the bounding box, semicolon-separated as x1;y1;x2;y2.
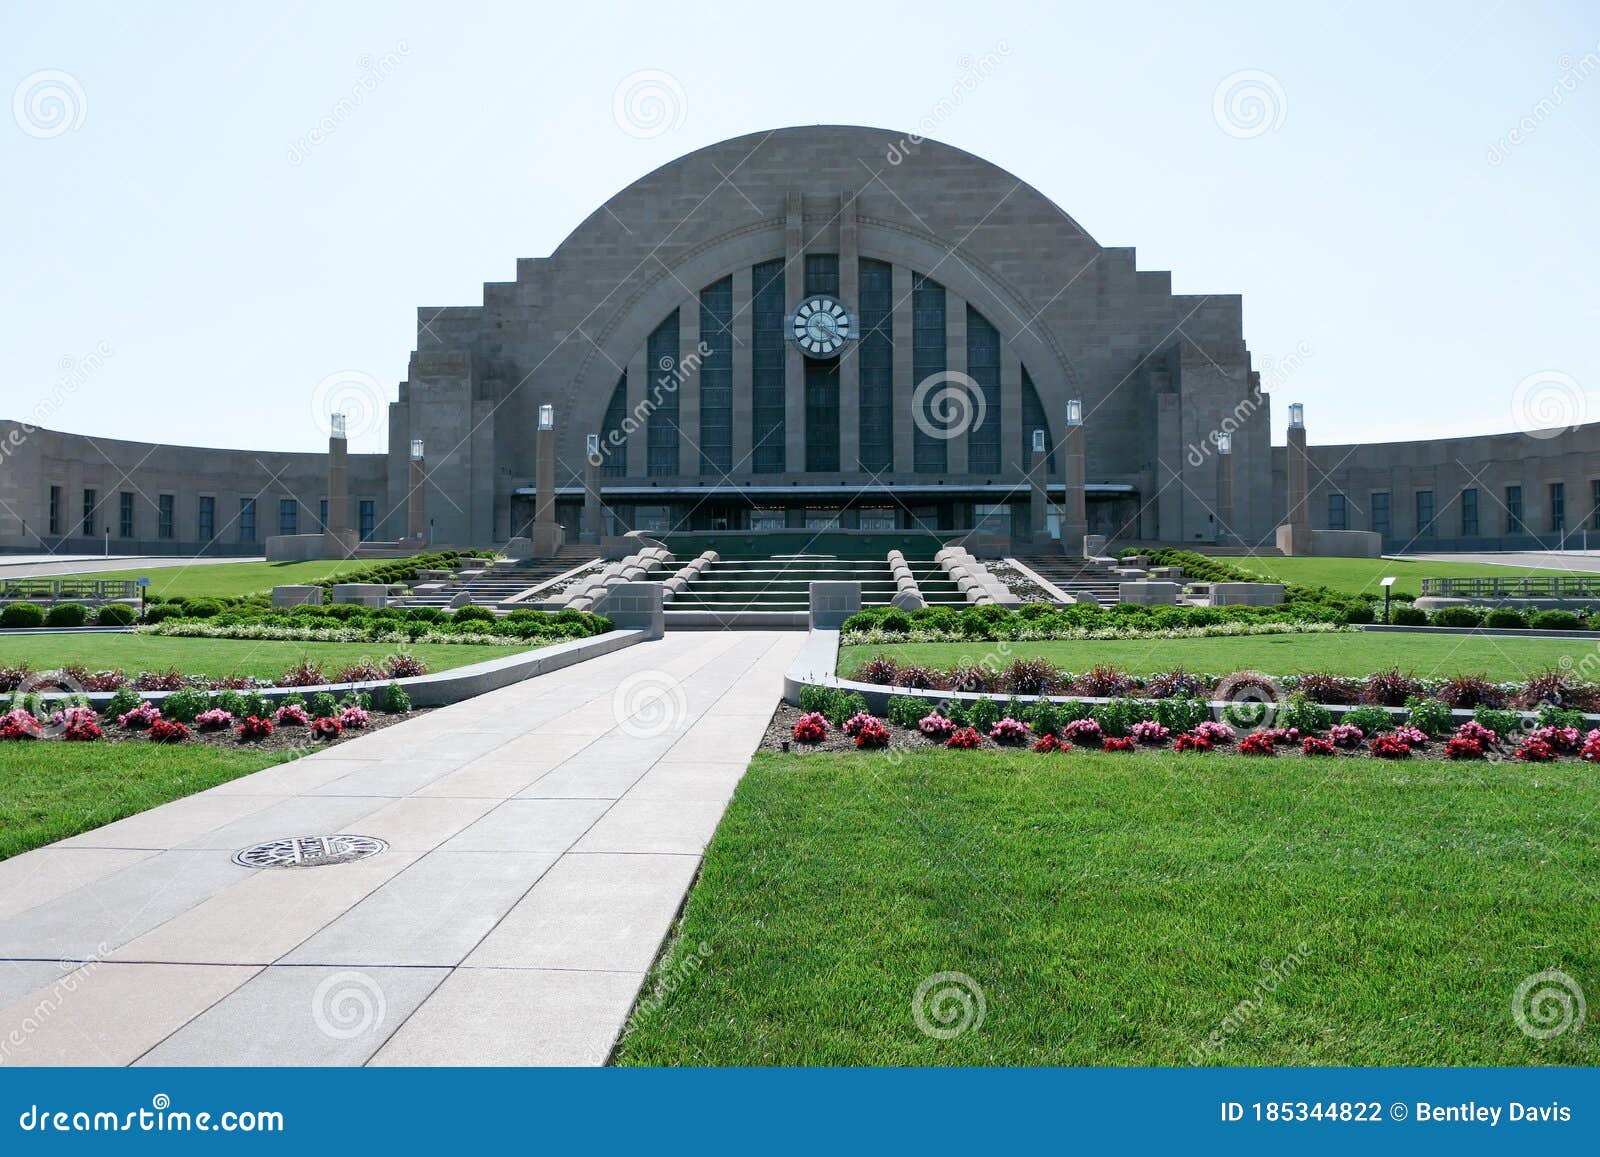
1420;576;1600;598
0;578;138;602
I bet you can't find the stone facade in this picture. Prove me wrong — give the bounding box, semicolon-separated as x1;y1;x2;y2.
8;125;1592;558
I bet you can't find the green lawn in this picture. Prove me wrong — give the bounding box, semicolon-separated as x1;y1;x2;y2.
840;631;1581;684
36;558;396;599
0;635;534;680
0;744;295;860
1207;554;1576;599
615;750;1599;1066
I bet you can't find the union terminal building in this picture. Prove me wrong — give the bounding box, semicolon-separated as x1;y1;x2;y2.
5;125;1600;556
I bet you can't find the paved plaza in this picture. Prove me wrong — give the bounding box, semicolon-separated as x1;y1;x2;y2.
0;630;801;1066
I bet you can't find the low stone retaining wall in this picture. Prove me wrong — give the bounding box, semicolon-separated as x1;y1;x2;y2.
41;628;646;712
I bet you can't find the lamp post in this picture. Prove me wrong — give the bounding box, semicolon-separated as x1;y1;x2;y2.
531;404;564;557
406;438;426;543
1028;427;1049;543
583;433;603;544
1281;402;1310;555
1215;431;1233;546
1060;399;1087;555
322;412;355;558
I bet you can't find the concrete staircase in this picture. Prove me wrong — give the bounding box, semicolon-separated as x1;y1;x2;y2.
1010;557;1124;606
663;554;968;616
394;547;601;610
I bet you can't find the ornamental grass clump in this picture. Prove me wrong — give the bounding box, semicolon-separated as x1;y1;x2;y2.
1362;667;1424;707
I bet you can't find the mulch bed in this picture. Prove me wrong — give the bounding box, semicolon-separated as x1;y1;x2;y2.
759;704;1556;764
21;707;430;753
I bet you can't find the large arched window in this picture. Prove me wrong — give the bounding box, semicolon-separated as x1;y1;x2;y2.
599;371;628;477
645;310;679;476
698;276;733;473
966;305;1002;475
857;258;894;472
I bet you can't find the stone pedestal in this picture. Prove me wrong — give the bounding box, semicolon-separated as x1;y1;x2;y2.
595;581;664;639
582;456;603;544
322;433;357;558
1278;423;1313;555
271;585;325;607
407;456;427;543
1028;444;1049;544
808;581;862;630
1120;581;1179;605
531;419;563;558
331;583;389;608
1216;449;1234;545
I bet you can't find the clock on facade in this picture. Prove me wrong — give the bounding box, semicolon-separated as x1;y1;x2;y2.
789;296;854;357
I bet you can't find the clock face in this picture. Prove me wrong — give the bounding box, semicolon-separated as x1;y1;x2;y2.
791;296;852;357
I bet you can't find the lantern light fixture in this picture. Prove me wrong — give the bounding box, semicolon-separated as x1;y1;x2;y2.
1288;402;1305;429
538;404;555;430
330;413;347;438
1216;432;1232;455
409;439;425;460
1065;399;1083;426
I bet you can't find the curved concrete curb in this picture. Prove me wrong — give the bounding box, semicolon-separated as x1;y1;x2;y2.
784;629;1600;725
40;629;646;712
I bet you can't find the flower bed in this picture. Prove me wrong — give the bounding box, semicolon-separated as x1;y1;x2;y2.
760;700;1600;766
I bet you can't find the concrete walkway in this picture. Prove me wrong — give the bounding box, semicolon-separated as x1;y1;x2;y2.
0;630;801;1066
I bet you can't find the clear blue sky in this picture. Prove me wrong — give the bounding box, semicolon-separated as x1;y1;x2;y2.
3;1;1596;454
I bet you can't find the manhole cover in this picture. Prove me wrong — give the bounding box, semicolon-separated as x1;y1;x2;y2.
232;834;388;869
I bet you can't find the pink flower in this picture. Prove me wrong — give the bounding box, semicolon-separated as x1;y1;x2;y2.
1129;720;1170;744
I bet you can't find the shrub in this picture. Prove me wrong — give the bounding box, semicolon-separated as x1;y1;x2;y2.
194;708;234;731
1436;674;1503;709
308;692;339;718
1028;699;1062;737
1293;672;1361;705
792;712;829;743
853;717;890;749
1391;605;1429;626
1074;664;1130;698
44;603;90;628
1534;704;1586;731
877;609;912;634
148;718;190;743
382;683;412;714
1472;706;1522;738
1484;607;1527;630
94;602;138;626
383;653;428;679
1527;609;1582;631
857;657;899;685
157;688;206;723
1404;695;1454;737
1341;706;1395;736
450;606;497;625
1429;606;1484;628
335;662;389;684
1005;659;1057;697
0;602;46;629
989;718;1030;745
887;695;927;729
1368;735;1411;759
1152;697;1209;734
1280;694;1332;734
1362;668;1423;707
945;726;983;750
277;659;327;687
1239;731;1276;756
1515;738;1557;762
104;686;140;720
1092;698;1146;739
117;701;161;730
237;715;274;740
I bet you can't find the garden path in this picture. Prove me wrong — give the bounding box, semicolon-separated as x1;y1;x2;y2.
0;629;801;1065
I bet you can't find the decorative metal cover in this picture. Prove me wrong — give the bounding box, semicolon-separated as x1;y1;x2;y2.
233;834;388;869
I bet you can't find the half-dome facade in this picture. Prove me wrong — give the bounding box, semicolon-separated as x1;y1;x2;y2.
389;125;1270;546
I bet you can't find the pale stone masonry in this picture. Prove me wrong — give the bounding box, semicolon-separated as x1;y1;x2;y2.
4;124;1598;556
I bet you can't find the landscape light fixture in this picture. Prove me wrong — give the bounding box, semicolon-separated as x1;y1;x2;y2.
1066;399;1083;426
538;404;555;429
1380;575;1396;623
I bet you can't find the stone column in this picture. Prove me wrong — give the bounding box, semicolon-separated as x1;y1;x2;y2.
838;191;861;473
1277;403;1312;555
677;298;700;475
582;435;603;544
945;292;968;477
531;406;564;557
1060;406;1087;554
731;265;754;470
625;349;648;478
1154;381;1182;543
322;416;357;557
406;446;426;543
1216;439;1234;545
1028;431;1049;544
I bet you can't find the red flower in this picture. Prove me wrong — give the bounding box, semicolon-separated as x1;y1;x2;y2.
792;712;829;743
237;715;274;740
946;727;983;750
1239;732;1277;756
1515;738;1557;762
1369;735;1411;759
853;717;890;749
1301;736;1336;756
148;718;190;744
1174;732;1213;753
311;715;343;740
1032;733;1060;753
1100;736;1137;752
1445;736;1485;760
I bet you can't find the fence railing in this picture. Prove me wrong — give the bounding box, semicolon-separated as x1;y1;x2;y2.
0;578;138;602
1420;576;1600;598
